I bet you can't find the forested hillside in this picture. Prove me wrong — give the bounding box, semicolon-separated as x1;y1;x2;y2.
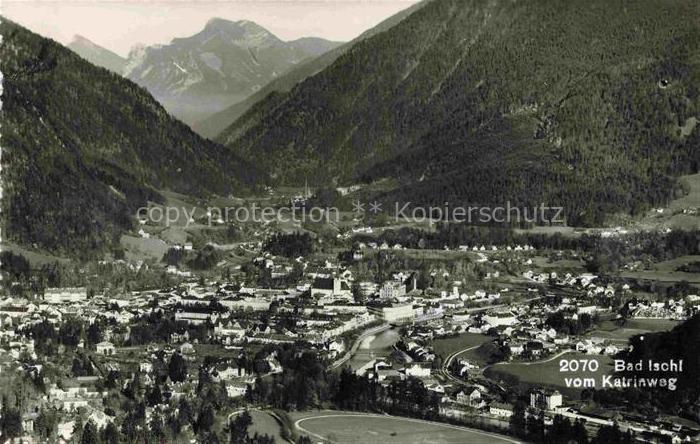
220;0;700;226
0;20;259;257
194;0;431;138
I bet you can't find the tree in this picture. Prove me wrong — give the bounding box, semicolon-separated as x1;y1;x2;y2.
35;408;59;439
593;424;633;444
572;419;589;444
87;322;102;345
147;384;163;407
168;352;188;383
196;404;215;434
121;410;139;443
58;318;84;347
509;401;527;438
549;414;574;443
79;421;99;444
149;411;165;441
102;422;120;444
1;407;22;440
229;410;252;444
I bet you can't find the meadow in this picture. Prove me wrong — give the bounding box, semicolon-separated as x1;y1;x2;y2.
485;352;614;398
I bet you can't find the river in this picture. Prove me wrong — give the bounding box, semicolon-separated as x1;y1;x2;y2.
346;327;401;371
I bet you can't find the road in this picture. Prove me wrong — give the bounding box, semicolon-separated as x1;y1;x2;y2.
294;411;523;444
440;344;483;384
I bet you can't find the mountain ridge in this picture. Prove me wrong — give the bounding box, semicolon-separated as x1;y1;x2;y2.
194;0;432;138
67;34;127;74
217;0;700;226
124;18;342;127
1;19;261;257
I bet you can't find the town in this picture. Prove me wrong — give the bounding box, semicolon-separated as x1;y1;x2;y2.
1;188;698;443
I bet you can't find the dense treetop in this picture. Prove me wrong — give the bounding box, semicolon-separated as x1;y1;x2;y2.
0;20;261;256
220;0;700;226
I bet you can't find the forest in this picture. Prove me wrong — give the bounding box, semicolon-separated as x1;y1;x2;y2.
221;0;700;226
0;20;261;257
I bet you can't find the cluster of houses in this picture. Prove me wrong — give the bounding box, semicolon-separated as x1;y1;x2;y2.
628;298;698;320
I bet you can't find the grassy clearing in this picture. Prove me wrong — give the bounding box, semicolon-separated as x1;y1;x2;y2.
485;352;614;398
620;269;700;284
620;254;700;284
120;235;169;261
530;256;586;272
432;333;492;360
513;226;579;237
634;173;700;230
2;242;71;266
587;319;680;341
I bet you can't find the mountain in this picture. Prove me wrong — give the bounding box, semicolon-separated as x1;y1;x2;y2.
194;0;432;139
124;18;342;127
218;0;700;226
67;35;127;74
0;19;260;257
288;37;342;57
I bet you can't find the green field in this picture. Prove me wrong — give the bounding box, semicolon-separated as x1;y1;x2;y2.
2;242;71;266
293;412;519;444
528;256;587;274
636;173;700;230
621;255;700;284
485;352;614;398
432;333;492;361
588;319;681;341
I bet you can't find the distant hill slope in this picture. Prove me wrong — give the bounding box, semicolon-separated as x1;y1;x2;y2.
195;0;431;139
67;34;127;74
219;0;700;226
0;19;260;257
124;18;342;127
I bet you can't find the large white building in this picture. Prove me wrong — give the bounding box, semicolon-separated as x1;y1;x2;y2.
44;287;88;304
370;303;415;323
530;389;563;410
312;277;352;302
482;310;518;327
379;280;406;300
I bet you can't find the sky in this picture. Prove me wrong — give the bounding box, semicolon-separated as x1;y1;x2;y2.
2;0;419;57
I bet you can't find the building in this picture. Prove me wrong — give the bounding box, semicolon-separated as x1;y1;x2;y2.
312;277;352;302
379;280;406;300
482;310;518;327
370;303;415;323
214;320;246;339
456;388;483;408
221;297;272;312
404;363;431;378
95;341;115;356
489;402;514;417
44;287;88;304
174;309;220;325
530;389;563;410
214;363;246;380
